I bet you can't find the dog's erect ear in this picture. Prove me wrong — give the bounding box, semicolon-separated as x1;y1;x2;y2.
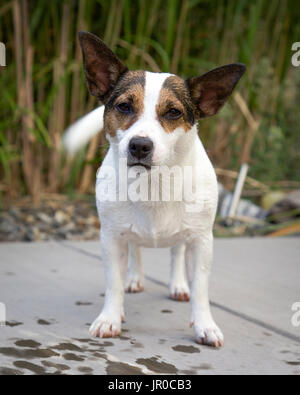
186;63;246;118
78;31;128;103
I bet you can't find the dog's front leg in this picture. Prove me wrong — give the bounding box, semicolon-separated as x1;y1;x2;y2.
125;242;144;293
169;244;190;301
187;233;224;347
89;234;128;338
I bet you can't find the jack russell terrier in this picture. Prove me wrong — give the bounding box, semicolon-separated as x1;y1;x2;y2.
64;31;245;347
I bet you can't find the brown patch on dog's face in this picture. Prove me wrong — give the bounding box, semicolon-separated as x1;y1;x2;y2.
103;71;145;136
156;75;195;133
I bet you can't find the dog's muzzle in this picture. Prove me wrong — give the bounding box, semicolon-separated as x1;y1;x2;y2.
127;136;153;168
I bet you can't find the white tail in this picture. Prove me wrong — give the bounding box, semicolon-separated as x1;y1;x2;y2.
63;106;105;154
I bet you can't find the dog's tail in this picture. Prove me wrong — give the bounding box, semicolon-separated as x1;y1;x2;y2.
63;106;104;154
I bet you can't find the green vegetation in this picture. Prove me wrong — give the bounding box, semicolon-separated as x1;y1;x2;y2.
0;0;299;202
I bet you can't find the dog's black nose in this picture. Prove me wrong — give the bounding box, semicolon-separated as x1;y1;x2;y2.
129;137;154;160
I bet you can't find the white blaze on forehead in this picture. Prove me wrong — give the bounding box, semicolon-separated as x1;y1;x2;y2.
143;72;172;120
117;72;174;164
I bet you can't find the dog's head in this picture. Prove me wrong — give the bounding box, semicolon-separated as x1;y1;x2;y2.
79;32;245;168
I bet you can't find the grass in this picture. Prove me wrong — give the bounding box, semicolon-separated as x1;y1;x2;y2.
0;0;299;203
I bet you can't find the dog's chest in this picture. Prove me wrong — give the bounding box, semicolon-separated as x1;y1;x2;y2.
131;204;178;245
115;201;204;247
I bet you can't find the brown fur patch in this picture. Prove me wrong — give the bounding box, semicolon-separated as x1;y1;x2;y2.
104;71;145;136
156;76;195;133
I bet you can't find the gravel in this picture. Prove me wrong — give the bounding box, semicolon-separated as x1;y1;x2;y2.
0;196;100;242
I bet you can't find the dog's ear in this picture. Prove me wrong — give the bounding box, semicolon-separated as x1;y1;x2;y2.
186;63;246;118
78;31;128;103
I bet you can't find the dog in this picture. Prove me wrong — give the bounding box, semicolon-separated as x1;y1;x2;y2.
64;31;245;347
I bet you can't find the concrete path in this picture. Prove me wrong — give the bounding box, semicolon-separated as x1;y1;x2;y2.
0;238;299;375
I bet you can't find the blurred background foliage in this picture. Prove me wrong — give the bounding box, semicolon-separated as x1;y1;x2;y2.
0;0;299;204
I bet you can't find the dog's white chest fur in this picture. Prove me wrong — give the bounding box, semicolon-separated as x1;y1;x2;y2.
96;131;218;248
111;201;194;248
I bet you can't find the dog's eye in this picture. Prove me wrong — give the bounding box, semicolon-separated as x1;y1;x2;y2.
116;102;133;114
165;108;183;120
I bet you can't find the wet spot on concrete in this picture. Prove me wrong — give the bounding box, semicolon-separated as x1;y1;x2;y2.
73;338;90;343
5;321;23;327
0;367;24;375
86;340;114;351
5;272;15;276
37;319;52;326
93;352;106;358
0;347;59;359
63;353;85;362
136;357;177;374
100;293;105;297
15;340;41;348
161;309;173;314
286;361;300;366
13;361;46;375
159;339;166;344
78;366;93;374
192;363;212;370
119;335;131;341
52;342;82;352
172;345;200;354
76;301;93;306
42;361;70;371
106;361;145;375
180;369;197;374
98;341;114;347
199;363;213;370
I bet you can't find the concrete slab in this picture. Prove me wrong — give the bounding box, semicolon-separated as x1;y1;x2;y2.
0;239;299;375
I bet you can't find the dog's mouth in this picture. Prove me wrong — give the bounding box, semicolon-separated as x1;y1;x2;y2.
127;162;151;170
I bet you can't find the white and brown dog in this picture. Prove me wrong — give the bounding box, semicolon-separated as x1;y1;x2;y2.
64;32;245;347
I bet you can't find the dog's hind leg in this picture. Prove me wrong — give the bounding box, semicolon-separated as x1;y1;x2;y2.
188;232;224;347
125;242;144;293
89;235;128;338
169;244;190;301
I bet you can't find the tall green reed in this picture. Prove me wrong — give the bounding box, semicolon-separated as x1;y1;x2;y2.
0;0;299;202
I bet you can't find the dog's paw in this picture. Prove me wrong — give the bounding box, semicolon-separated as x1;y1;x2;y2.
125;277;144;293
191;319;224;348
89;314;121;338
169;283;190;302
